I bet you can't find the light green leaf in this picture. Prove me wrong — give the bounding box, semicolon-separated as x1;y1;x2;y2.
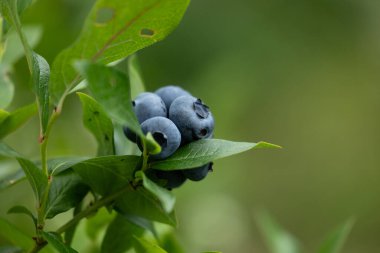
145;132;161;155
318;219;354;253
42;231;78;253
0;65;14;109
16;158;47;202
255;211;300;253
45;169;89;219
160;232;185;253
150;139;281;170
32;52;50;134
7;205;36;226
0;103;38;139
0;217;34;250
133;237;168;253
101;214;144;253
2;25;43;66
0;109;10;124
128;54;145;98
138;171;175;213
77;92;115;156
50;0;190;104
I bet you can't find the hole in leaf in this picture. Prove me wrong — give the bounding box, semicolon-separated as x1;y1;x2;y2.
95;8;115;25
140;28;155;37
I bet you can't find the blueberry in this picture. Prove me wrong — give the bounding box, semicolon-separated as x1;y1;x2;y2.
169;96;214;143
133;92;167;123
183;163;213;181
139;117;181;159
155;85;191;110
146;169;187;190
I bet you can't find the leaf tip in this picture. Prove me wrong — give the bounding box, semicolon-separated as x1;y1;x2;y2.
255;141;282;149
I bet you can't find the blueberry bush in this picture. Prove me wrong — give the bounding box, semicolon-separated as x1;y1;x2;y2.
0;1;354;253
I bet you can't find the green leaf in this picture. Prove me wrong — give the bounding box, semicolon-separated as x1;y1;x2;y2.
72;155;140;196
0;169;25;190
0;142;21;158
133;237;168;253
45;169;89;219
50;0;190;104
0;246;23;253
0;217;34;250
0;109;10;124
160;232;185;253
0;65;14;109
255;211;300;253
317;219;354;253
128;54;145;98
85;207;115;240
138;171;175;213
101;214;144;253
2;25;43;66
48;157;87;175
16;158;47;202
0;103;38;139
150;139;281;170
42;231;78;253
123;213;158;239
7;205;37;226
32;52;50;134
77;92;115;156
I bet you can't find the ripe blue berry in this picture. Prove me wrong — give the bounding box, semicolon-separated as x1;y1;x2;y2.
155;85;191;110
146;169;187;190
169;96;214;143
183;163;213;181
133;92;167;123
139;117;181;159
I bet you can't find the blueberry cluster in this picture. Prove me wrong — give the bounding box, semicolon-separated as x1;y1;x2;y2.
124;85;215;189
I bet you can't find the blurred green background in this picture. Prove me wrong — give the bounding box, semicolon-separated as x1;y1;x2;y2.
1;0;380;252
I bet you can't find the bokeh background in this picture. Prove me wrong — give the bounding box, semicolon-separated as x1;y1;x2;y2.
1;0;380;252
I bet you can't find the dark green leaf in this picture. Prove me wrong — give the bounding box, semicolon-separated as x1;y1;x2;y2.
7;205;36;226
255;211;300;253
42;231;78;253
0;103;38;139
0;217;34;250
128;54;145;98
0;246;23;253
133;236;167;253
45;169;89;219
150;139;281;170
16;158;47;202
0;65;14;109
50;0;190;104
77;92;115;156
318;219;354;253
0;169;25;190
138;171;175;213
2;25;43;66
101;214;144;253
32;52;50;134
72;155;139;195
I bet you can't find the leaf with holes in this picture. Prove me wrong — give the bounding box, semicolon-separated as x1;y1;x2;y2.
50;0;190;104
0;103;38;139
150;139;281;170
101;214;144;253
78;92;115;156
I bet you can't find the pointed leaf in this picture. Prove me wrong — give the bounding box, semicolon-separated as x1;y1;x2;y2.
45;169;89;219
16;158;47;201
318;219;354;253
7;205;36;226
101;214;144;253
151;139;281;170
41;231;78;253
0;110;10;124
77;92;115;156
138;171;175;213
133;237;168;253
32;52;50;134
50;0;190;104
128;55;145;98
0;217;34;250
255;211;300;253
0;103;38;139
